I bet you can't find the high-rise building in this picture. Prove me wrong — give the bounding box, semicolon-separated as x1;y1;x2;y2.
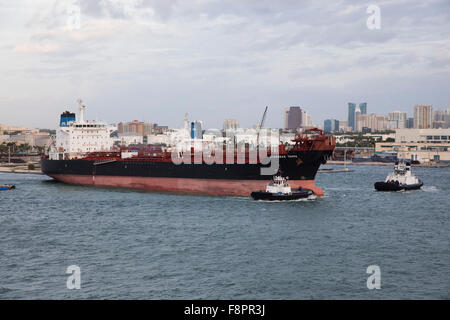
285;106;302;129
357;113;387;132
191;121;203;139
359;103;367;115
348;102;367;131
348;103;356;130
338;119;351;132
432;108;450;129
387;111;408;129
354;106;362;131
445;109;450;128
301;109;313;127
414;105;433;129
153;124;168;135
223;119;239;131
118;120;153;136
324;119;339;132
283;109;289;129
407;117;414;128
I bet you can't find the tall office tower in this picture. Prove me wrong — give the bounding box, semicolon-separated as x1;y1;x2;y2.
407;117;414;128
354;106;361;131
445;109;450;128
348;103;356;130
283;108;289;129
414;105;433;129
324;120;332;132
434;109;445;121
359;102;367;115
286;106;302;129
324;119;339;132
387;111;408;129
301;109;312;127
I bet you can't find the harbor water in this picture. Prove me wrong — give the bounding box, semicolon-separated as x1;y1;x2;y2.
0;165;449;299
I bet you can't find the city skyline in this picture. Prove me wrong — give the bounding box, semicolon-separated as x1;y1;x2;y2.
1;0;449;129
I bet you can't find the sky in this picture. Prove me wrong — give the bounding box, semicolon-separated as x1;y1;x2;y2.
0;0;449;130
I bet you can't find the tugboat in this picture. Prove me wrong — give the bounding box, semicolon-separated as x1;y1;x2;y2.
0;185;16;191
251;175;314;201
374;161;423;191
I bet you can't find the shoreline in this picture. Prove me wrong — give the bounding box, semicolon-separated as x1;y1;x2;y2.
327;160;450;168
0;167;42;175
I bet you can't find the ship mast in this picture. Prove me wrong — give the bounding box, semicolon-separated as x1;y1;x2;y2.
77;99;86;123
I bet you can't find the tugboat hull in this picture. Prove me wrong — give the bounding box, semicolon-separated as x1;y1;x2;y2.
251;189;313;201
374;181;423;192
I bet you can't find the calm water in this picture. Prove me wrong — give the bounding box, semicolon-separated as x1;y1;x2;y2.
0;165;449;299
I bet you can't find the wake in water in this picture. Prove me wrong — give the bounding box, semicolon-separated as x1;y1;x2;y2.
254;195;317;203
421;185;438;192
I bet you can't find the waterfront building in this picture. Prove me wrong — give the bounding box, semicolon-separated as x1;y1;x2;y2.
348;102;367;131
283;109;289;129
324;119;339;132
191;121;203;139
118;120;153;136
357;113;388;132
338;119;351;132
0;124;33;135
359;103;367;115
387;111;408;129
348;103;356;130
407;117;414;128
0;132;52;148
354;107;361;131
375;128;450;162
116;133;144;146
432;108;450;129
152;125;169;135
223;119;239;131
301;109;313;128
285;106;302;129
414;105;433;129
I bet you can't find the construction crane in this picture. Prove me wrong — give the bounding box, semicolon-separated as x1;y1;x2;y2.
259;106;268;130
257;106;269;148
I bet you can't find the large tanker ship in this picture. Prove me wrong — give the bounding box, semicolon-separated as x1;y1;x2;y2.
41;105;335;196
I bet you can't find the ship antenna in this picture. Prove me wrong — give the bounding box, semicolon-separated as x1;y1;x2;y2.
77;98;86;123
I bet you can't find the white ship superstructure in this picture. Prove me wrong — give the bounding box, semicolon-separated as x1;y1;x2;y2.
49;103;115;160
266;176;292;194
374;160;423;191
385;161;420;185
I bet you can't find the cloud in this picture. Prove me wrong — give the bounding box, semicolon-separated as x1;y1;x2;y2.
1;0;449;129
13;42;61;53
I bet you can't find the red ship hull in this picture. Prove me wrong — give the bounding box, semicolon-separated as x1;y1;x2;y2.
48;174;324;196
